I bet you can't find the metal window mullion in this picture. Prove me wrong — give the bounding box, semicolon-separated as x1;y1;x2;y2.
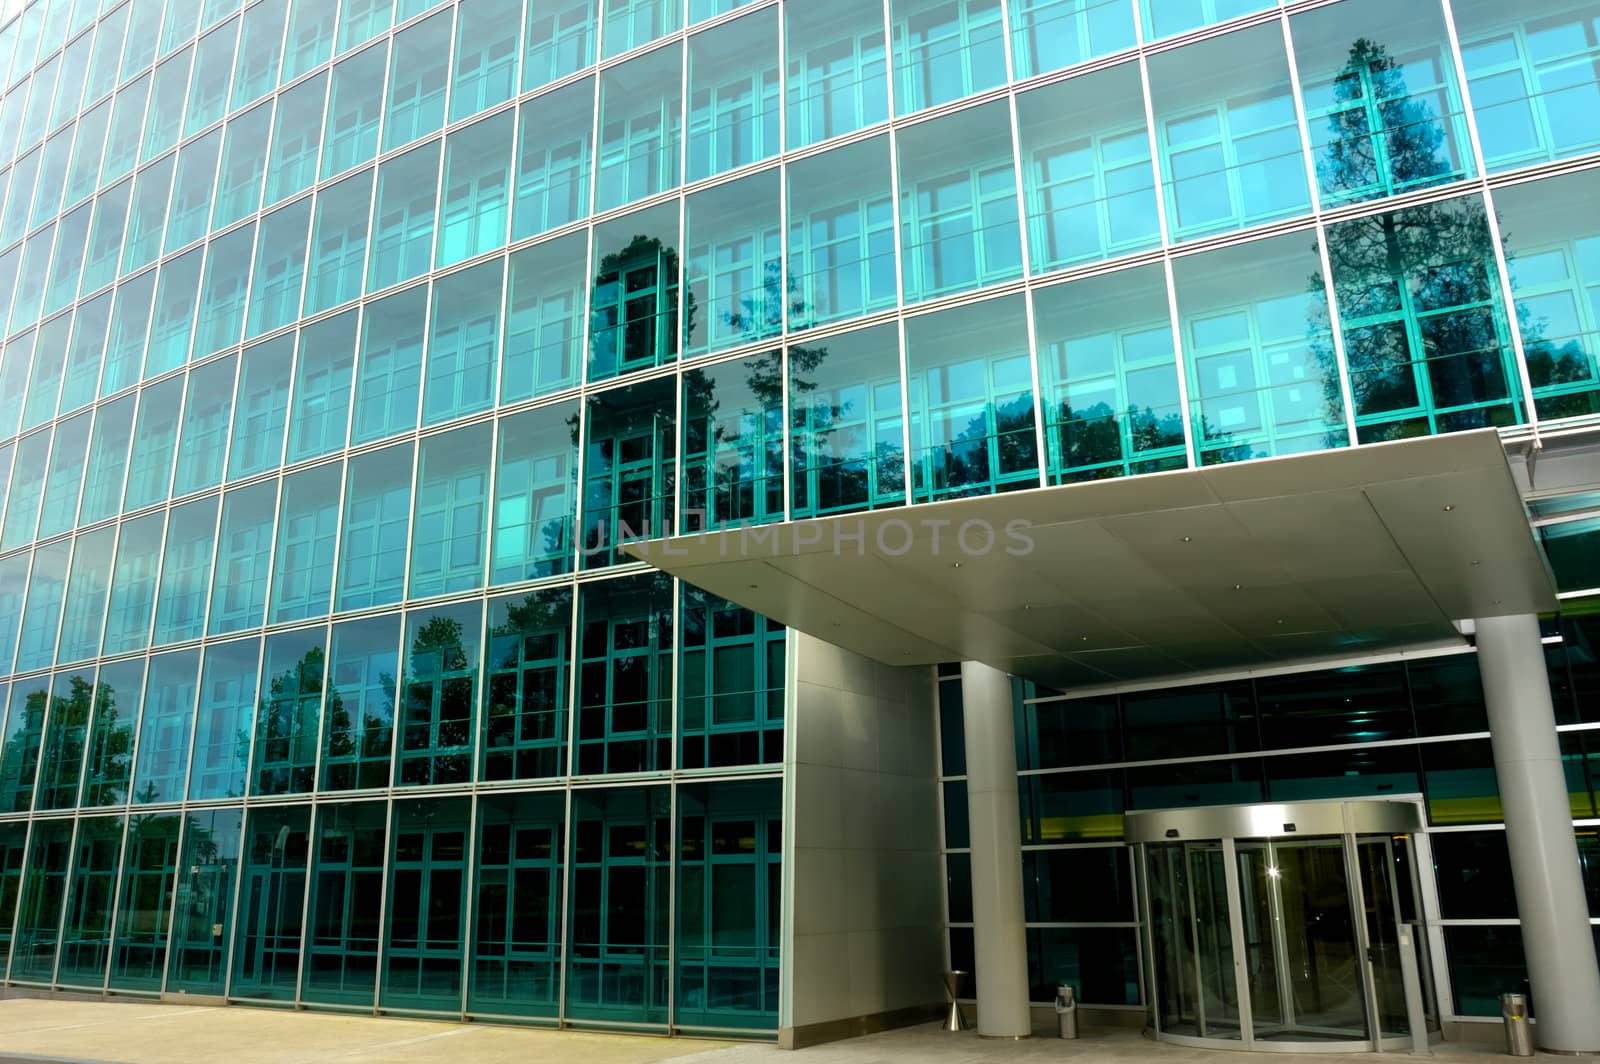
290;800;318;1008
218;793;252;1000
457;790;479;1018
95;810;132;991
1437;0;1541;437
1;816;31;983
1278;12;1360;447
877;0;913;507
155;800;192;994
664;779;677;1030
555;781;574;1025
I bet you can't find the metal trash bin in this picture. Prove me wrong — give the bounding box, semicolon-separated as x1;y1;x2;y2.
1501;992;1533;1057
1055;985;1078;1039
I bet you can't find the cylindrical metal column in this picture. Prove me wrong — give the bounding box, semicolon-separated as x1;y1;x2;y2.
1476;614;1600;1052
959;660;1031;1038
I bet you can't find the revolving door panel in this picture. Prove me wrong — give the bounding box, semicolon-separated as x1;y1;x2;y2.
1146;842;1241;1039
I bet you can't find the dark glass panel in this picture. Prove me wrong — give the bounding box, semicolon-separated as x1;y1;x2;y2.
1408;653;1488;735
943;779;969;849
1022;695;1119;770
1263;744;1421;801
939;680;966;777
10;818;73;982
381;797;471;1011
679;587;785;770
301;801;387;1006
946;852;972;923
468;792;565;1018
57;816;124;988
1027;926;1140;1005
1432;830;1516;920
166;807;243;994
1256;661;1412;749
482;588;573;783
1127;756;1265;809
397;602;482;787
1019;770;1125;843
109;813;182;990
230;806;311;1002
1421;738;1501;824
1122;681;1257;762
575;572;674;775
1023;846;1134;924
1443;925;1525;1017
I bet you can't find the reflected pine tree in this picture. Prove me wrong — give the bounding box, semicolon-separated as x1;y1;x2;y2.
402;615;473;784
1316;38;1457;204
83;679;134;805
258;647;327;794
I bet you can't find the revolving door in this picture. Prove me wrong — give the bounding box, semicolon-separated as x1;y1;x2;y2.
1128;801;1439;1052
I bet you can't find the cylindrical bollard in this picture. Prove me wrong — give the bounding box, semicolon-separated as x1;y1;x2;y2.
1502;992;1533;1056
1055;985;1078;1039
944;970;970;1032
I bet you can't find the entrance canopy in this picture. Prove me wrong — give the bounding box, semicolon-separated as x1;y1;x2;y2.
623;430;1556;690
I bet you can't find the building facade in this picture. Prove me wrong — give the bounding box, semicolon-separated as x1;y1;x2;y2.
0;0;1597;1048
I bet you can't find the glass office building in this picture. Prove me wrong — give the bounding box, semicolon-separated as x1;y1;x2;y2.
0;0;1596;1047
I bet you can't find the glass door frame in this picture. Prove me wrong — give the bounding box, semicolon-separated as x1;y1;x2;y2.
1130;798;1440;1054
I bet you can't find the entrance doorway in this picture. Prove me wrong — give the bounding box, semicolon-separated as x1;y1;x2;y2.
1128;800;1439;1052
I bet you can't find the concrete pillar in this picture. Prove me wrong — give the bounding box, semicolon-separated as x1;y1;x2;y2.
959;660;1030;1038
1475;614;1600;1052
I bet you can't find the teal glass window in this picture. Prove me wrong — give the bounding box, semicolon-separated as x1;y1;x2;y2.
596;46;683;212
231;0;285;109
673;779;782;1029
410;423;491;597
246;197;313;339
85;4;130;105
503;233;586;401
368;140;441;293
122;156;175;275
81;181;131;299
130;650;200;804
0;428;47;550
492;400;579;584
145;248;203;377
1148;24;1311;241
588;202;681;383
789;323;906;518
0;334;30;440
212;102;271;231
82;658;144;807
165;132;224;254
82;392;136;524
1034;264;1187;483
1172;230;1348;462
37;412;91;540
189;637;259;799
1497;169;1600;419
102;512;164;656
172;356;237;497
166;806;243;995
424;260;501;424
9;817;70;973
228;335;292;479
60;293;110;416
270;462;341;623
100;75;150;186
161;0;204;53
1292;0;1471;207
264;72;328;208
603;0;678;57
22;315;68;431
397;603;481;786
525;0;594;91
108;810;180;988
338;0;394;53
906;294;1040;501
565;784;670;1022
195;222;254;357
322;615;398;790
353;285;425;443
683;352;785;530
687;9;780;182
253;627;326;795
337;442;413;611
122;376;183;512
482;589;572;782
451;0;520;122
1329;194;1522;440
0;148;40;247
18;52;60;155
33;128;74;233
1012;0;1133;79
380;796;471;1010
65;100;110;210
784;0;888;149
575;573;673;774
1017;64;1158;274
684;169;782;356
185;17;239;136
11;226;54;336
322;42;388;180
101;272;155;398
897;100;1022;304
581;376;676;568
282;0;335;83
438;112;513;267
57;816;124;983
691;0;755;22
0;445;10;544
288;310;358;462
467;792;565;1016
1455;0;1600;172
1142;0;1270;42
15;539;69;673
384;10;452;152
0;554;25;672
151;494;219;644
141;46;192;163
513;79;593;242
300;801;385;1006
208;480;277;635
306;170;373;316
890;0;1006;115
230;805;311;1001
0;679;47;810
679;591;784;769
786;136;897;330
59;527;116;665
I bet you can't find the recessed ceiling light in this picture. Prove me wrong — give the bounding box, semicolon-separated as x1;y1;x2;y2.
1233;583;1243;590
1443;504;1454;512
952;561;962;568
1181;536;1192;543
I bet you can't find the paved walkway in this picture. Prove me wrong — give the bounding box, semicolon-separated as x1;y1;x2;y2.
2;999;1596;1063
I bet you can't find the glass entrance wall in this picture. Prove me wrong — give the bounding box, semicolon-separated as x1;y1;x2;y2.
1130;800;1438;1052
